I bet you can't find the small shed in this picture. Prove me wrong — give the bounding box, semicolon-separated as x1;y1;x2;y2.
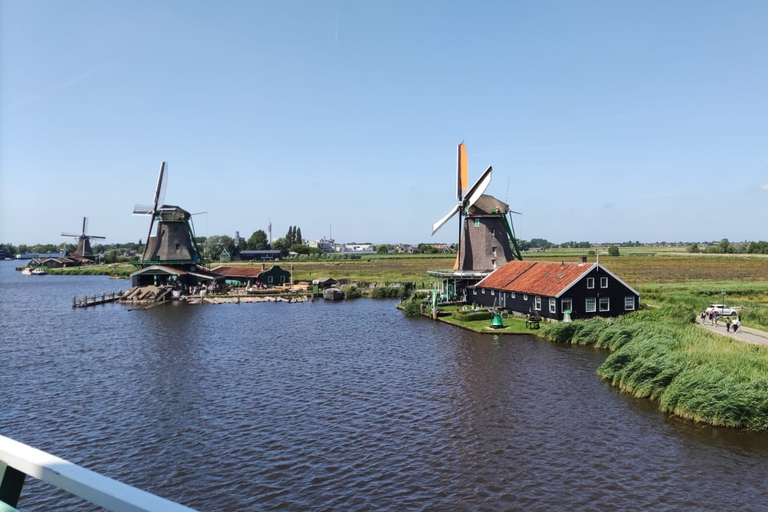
210;265;291;287
472;260;639;321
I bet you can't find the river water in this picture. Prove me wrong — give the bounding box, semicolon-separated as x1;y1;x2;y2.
2;260;768;511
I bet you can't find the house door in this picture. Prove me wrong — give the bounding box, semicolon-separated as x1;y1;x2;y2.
500;292;506;308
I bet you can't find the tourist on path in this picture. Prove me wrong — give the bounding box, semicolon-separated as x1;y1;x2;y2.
726;317;732;332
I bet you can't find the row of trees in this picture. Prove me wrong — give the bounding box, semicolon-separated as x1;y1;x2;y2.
689;239;768;255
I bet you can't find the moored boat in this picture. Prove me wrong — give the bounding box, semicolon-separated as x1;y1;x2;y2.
323;286;345;301
32;268;47;275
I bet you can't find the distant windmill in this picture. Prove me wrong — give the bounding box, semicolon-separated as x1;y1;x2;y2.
61;217;105;257
133;162;201;265
431;142;522;272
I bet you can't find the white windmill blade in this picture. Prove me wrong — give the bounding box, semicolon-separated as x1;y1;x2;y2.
133;204;154;215
431;203;461;235
463;165;492;210
152;161;168;210
61;232;80;237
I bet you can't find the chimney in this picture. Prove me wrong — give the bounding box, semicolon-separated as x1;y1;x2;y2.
261;263;266;271
579;256;587;264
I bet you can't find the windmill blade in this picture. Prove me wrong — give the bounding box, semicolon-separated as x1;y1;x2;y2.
89;235;106;240
152;161;168;210
61;232;81;237
456;142;468;200
463;165;492;210
82;217;88;235
133;204;154;215
431;203;461;236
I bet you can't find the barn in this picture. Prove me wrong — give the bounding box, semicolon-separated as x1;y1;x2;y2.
472;259;639;321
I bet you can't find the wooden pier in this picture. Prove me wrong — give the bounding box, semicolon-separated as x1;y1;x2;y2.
72;290;123;308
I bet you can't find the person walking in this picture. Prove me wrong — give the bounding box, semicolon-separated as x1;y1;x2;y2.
726;317;731;332
733;317;741;333
701;311;706;324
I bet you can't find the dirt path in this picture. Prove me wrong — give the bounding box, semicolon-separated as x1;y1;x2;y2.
699;320;768;347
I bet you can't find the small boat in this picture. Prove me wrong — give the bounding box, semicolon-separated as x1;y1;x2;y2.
323;286;345;301
21;267;32;275
32;268;48;275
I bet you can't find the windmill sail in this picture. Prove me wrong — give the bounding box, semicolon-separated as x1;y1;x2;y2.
457;142;468;199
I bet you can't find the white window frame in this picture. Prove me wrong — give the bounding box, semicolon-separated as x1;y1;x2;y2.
473;289;477;295
625;296;635;311
600;277;608;288
549;298;556;314
268;276;273;283
587;277;595;289
534;296;542;310
585;297;596;313
482;288;485;294
599;297;610;312
511;292;515;299
491;289;495;295
523;294;528;301
561;298;572;313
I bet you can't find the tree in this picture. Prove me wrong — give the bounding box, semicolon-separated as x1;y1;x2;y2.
203;235;236;261
376;244;389;254
247;230;269;250
608;245;620;257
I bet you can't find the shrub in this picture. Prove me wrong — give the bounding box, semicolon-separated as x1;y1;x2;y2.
452;309;493;322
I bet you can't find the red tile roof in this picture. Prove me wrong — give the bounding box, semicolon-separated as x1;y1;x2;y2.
476;260;595;297
211;266;267;277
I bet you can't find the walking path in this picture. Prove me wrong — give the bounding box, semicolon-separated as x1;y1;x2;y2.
699;320;768;347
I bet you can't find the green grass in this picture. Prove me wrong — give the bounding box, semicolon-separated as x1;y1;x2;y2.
538;305;768;430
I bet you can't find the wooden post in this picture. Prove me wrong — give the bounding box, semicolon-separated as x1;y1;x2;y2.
73;296;77;308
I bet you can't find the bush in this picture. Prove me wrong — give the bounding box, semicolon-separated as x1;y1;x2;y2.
401;299;422;317
370;286;401;299
341;285;362;299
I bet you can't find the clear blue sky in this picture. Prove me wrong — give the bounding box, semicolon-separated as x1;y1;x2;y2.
2;1;767;246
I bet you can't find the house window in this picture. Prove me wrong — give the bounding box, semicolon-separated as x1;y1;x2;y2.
280;276;286;283
175;243;179;251
491;290;495;295
523;294;528;301
473;289;477;295
587;277;595;289
625;296;635;310
475;219;480;227
492;259;496;269
492;247;497;257
600;277;608;288
492;228;496;236
561;298;572;313
511;292;515;298
549;298;556;314
586;297;596;312
268;276;273;283
482;288;485;294
599;297;610;312
534;296;541;310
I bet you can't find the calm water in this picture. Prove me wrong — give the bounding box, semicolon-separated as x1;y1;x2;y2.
2;260;768;511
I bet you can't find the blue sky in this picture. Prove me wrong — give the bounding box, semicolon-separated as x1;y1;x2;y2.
2;1;767;246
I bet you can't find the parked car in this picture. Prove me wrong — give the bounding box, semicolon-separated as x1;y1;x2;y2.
705;304;737;317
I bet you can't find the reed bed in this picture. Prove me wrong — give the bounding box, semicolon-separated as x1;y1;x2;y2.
539;305;768;430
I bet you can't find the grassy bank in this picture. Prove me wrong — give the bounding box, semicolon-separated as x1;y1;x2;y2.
538;305;768;430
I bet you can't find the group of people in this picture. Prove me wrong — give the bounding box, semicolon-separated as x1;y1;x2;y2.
700;310;741;333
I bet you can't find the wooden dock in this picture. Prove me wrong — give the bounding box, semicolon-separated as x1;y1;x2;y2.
72;291;123;308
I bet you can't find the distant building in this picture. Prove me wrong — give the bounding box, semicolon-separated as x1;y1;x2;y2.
309;238;335;253
240;250;282;261
211;265;291;287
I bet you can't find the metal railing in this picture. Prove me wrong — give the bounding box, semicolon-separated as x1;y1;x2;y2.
0;435;197;512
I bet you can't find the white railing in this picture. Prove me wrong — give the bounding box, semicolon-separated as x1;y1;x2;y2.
0;435;197;512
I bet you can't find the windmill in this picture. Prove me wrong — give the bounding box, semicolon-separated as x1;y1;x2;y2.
133;162;201;266
61;217;105;257
431;142;522;273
